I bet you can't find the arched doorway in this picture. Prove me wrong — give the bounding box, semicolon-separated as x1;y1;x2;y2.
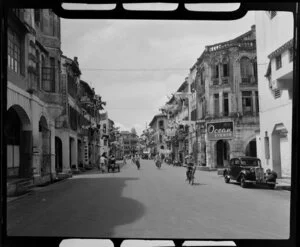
216;140;230;167
55;137;63;173
39;116;51;176
6;106;32;178
245;139;257;157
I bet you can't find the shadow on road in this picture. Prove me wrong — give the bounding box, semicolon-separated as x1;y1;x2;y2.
229;182;275;190
191;182;207;186
7;177;146;238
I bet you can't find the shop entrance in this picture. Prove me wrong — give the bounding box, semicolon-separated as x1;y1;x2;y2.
216;140;230;167
245;139;257;157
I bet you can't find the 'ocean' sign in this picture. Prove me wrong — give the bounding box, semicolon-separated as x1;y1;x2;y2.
207;121;234;140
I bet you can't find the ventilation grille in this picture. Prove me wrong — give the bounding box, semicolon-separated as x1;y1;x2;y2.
273;88;282;99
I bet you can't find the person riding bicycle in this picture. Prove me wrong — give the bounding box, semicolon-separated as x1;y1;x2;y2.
155;154;162;167
186;155;196;181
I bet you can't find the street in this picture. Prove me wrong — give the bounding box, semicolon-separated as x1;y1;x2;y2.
7;159;290;239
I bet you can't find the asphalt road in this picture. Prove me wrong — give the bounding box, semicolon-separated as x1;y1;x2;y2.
7;159;290;239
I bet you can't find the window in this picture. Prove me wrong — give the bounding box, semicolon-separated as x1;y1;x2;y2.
242;91;253;115
240;57;253;83
215;65;219;78
8;29;21;74
289;48;293;62
255;91;259;113
223;63;229;77
223;93;229;116
275;55;282;70
201;70;205;85
214;94;219;116
34;9;40;23
42;58;55;92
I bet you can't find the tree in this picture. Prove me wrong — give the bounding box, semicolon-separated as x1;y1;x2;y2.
131;127;137;136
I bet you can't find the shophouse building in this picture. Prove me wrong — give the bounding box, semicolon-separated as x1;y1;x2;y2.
6;9;62;191
100;112;109;157
148;114;168;156
6;9;104;195
194;25;259;168
255;11;293;178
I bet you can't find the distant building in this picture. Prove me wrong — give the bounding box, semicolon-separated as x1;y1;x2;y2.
255;11;293;178
119;131;138;156
149;114;168;156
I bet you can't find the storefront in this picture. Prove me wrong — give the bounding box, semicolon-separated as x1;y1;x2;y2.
202;120;257;168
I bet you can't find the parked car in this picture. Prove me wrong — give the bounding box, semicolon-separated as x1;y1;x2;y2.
223;156;277;189
107;159;120;173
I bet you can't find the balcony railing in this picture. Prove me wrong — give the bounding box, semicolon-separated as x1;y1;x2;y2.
206;40;256;53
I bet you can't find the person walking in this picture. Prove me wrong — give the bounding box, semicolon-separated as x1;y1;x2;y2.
100;154;107;173
123;155;127;165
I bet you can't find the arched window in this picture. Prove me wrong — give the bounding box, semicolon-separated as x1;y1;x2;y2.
240;57;253;83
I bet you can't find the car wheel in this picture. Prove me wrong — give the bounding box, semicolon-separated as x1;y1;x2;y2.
268;183;275;189
240;175;247;188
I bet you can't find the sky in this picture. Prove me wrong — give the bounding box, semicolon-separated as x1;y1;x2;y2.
61;8;255;136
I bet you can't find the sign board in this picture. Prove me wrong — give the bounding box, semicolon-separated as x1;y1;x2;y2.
207;121;234;140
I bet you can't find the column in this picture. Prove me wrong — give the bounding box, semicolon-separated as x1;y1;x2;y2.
69;136;78;169
49;121;56;177
62;132;70;172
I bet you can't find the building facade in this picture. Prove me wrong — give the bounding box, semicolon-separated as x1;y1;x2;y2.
6;9;104;195
194;26;259;168
149;114;168;156
255;11;293;178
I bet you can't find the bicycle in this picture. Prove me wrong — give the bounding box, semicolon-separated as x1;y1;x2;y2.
186;167;195;185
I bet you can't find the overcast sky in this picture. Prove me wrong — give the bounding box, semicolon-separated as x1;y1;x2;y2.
61;10;255;135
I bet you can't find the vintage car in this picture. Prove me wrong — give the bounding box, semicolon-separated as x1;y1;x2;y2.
223;156;277;189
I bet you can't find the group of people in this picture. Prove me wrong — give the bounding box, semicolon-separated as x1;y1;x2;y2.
97;153;116;173
123;154;141;170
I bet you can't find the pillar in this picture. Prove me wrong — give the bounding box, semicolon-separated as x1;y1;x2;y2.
62;132;70;172
50;121;56;177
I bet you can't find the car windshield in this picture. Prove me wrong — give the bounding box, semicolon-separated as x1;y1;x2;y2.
240;159;261;166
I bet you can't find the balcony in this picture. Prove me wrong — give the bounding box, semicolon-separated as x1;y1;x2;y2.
212;78;219;85
206;40;256;53
221;77;229;85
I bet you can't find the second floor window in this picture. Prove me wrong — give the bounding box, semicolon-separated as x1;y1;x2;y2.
8;29;21;74
240;57;253;83
242;91;253;115
42;57;55;92
255;91;259;113
214;94;219;116
223;93;229;116
223;63;229;77
276;55;282;70
215;65;219;78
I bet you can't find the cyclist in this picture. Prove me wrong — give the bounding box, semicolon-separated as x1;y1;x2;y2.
186;155;196;183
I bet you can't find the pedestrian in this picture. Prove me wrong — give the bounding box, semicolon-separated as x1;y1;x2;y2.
100;154;107;173
123;155;127;165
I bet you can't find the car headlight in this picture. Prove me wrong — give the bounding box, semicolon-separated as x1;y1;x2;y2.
250;168;255;173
